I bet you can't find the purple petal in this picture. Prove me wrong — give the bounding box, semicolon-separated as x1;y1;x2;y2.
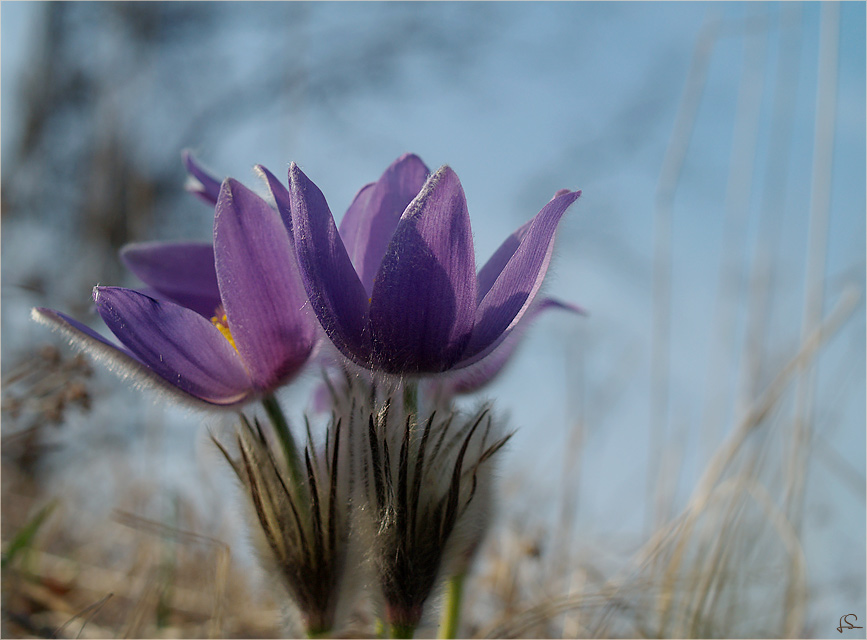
214;179;317;390
476;189;576;302
91;288;255;404
368;166;477;373
476;219;532;304
462;190;581;361
120;242;222;318
288;163;372;365
440;298;584;394
182;150;223;206
255;164;294;236
32;307;249;408
33;306;133;353
338;153;430;296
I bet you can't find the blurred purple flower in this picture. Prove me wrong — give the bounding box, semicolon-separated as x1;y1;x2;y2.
182;149;223;206
431;297;585;398
33;179;317;407
285;155;581;375
119;241;221;318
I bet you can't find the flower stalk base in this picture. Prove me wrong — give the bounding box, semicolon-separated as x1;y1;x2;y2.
438;572;465;639
389;622;418;639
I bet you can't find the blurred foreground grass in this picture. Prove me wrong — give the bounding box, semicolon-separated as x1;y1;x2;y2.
1;288;860;638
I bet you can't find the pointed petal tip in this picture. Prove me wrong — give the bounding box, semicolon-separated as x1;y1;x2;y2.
117;241;159;267
93;284;157;306
118;243;135;260
92;284;115;306
31;306;55;325
287;161;305;187
254;163;294;233
559;189;582;203
408;165;460;211
430;164;454;180
181;151;223;203
547;189;582;212
392;152;430;171
214;177;237;210
92;285;124;304
538;297;588;317
252;163;273;180
253;164;279;189
464;187;580;361
287;162;320;199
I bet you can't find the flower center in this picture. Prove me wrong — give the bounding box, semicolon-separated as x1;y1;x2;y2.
210;307;238;351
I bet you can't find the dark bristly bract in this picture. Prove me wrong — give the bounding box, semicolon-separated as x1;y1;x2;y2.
358;399;511;631
213;414;353;636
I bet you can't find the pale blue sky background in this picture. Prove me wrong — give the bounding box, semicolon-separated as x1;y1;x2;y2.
2;2;864;634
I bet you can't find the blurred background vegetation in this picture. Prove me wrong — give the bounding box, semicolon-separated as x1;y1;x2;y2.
2;2;864;637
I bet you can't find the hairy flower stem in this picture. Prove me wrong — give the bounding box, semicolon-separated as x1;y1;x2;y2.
261;394;305;494
437;572;465;639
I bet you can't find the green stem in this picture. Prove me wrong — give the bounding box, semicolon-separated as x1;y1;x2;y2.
262;394;305;492
438;572;465;639
374;618;386;639
403;380;419;418
389;622;417;639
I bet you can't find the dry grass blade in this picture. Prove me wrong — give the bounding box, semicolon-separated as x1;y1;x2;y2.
648;11;723;537
690;286;858;510
581;286;859;638
52;592;113;639
785;0;841;537
111;510;231;638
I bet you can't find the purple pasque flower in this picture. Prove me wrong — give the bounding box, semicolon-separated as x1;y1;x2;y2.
33;178;317;407
286;156;581;375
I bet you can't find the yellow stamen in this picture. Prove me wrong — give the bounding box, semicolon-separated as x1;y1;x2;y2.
211;312;238;351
